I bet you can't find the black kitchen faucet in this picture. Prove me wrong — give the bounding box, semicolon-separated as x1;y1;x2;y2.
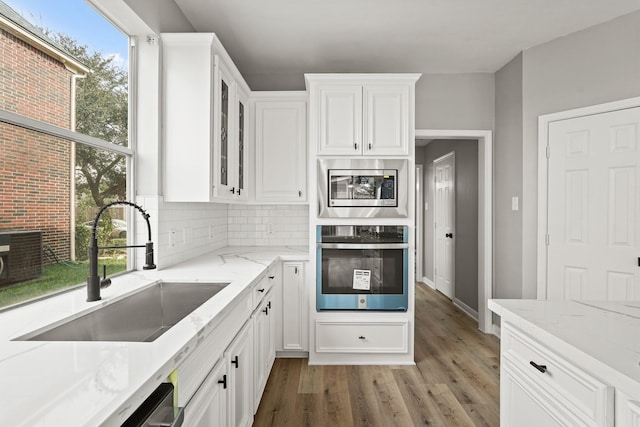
87;201;156;302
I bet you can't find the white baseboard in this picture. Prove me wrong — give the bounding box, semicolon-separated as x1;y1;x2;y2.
453;298;478;320
422;277;435;289
276;351;309;359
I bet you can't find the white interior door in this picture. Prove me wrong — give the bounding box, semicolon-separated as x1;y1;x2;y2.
546;107;640;300
434;152;455;299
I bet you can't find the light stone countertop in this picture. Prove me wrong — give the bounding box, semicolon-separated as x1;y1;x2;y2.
0;246;308;427
489;299;640;393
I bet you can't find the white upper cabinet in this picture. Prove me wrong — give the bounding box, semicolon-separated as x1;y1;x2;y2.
253;92;307;202
162;33;250;202
318;85;362;155
306;74;420;156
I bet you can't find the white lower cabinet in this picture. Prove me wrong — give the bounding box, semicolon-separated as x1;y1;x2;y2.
500;322;614;427
280;262;308;352
253;289;276;412
183;359;228;427
225;319;254;427
616;391;640;427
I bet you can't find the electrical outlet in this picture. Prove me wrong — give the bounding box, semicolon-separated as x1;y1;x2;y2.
511;196;519;211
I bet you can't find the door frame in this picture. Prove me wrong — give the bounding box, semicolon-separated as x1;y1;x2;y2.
416;129;493;333
433;151;456;299
536;96;640;299
415;164;424;282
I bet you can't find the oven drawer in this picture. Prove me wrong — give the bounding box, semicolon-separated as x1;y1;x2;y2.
315;321;408;353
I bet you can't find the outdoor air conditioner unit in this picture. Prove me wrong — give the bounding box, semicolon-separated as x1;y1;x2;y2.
0;231;43;287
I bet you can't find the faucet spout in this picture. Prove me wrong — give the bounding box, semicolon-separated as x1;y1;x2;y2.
87;201;156;302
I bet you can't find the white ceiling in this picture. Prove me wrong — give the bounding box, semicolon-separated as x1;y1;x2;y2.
167;0;640;90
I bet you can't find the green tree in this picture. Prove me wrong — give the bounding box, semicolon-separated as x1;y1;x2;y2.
51;33;128;208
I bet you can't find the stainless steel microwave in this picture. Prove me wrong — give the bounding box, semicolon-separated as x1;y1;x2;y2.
318;159;408;218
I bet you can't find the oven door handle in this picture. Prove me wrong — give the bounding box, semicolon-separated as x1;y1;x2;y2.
316;243;409;250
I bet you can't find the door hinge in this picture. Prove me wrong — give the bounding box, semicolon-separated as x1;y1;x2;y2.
545;234;550;245
546;145;550;159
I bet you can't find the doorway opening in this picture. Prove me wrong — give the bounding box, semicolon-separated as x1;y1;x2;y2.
415;129;492;333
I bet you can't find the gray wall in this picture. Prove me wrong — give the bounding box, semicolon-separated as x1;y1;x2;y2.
420;140;479;311
518;11;640;298
493;53;523;300
492;10;640;302
415;73;495;130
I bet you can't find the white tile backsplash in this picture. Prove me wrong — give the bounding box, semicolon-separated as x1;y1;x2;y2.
228;204;309;246
156;198;228;268
133;198;308;269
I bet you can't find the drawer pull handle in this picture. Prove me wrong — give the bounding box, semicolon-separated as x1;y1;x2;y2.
231;355;239;368
257;288;265;293
530;361;547;373
268;275;275;279
358;336;366;340
218;374;227;389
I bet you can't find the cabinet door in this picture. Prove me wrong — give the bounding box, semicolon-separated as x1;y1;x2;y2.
255;100;307;201
226;320;254;427
183;359;228;427
501;361;565;427
215;64;237;199
317;85;362;155
363;85;409;156
253;291;275;412
162;34;215;202
235;88;249;200
281;262;308;351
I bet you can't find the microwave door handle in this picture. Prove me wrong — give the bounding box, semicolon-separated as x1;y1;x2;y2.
317;243;409;250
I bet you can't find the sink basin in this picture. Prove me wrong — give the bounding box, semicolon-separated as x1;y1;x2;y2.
18;282;229;342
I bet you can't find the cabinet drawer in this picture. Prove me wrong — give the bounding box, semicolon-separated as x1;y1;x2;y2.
252;265;277;309
316;321;407;353
502;323;613;426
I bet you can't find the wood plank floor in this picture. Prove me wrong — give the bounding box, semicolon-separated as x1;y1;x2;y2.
253;283;500;427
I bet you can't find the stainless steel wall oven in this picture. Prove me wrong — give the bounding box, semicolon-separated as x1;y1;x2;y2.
316;225;408;311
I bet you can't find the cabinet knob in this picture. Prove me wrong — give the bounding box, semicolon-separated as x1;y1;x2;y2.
298;190;302;197
354;143;358;150
368;143;372;150
529;361;547;373
358;336;366;340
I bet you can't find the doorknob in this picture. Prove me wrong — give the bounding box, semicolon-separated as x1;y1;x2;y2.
445;233;453;238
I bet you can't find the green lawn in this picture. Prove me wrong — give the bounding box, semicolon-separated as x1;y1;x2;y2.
0;258;127;309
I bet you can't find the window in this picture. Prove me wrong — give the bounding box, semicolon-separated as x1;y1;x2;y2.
0;0;131;309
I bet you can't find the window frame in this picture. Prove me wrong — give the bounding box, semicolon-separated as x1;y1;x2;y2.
0;29;137;309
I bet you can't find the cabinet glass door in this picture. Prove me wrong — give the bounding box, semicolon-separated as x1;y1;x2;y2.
237;100;244;194
220;79;229;186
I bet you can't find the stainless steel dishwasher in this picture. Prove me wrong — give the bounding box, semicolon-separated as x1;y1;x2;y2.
122;383;184;427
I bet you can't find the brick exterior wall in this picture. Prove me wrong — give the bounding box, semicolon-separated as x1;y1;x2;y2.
0;28;74;262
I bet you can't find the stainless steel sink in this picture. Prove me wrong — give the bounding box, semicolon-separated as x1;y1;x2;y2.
18;282;229;342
